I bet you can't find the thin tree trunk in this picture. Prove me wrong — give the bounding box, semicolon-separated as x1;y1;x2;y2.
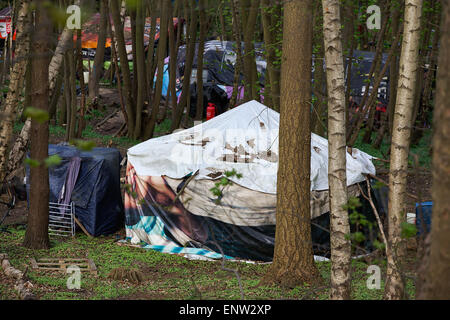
347;5;390;144
384;0;423;300
88;0;108;101
322;0;351;300
374;3;403;148
170;0;198;131
388;0;403;139
64;54;71;141
48;71;63;121
133;0;147;139
146;0;158;100
240;0;259;102
261;0;321;287
168;0;181;120
111;0;135;136
195;0;207;120
229;0;243;109
68;45;77;141
312;0;327;136
76;29;86;138
144;0;170;138
23;0;51;250
411;5;440;146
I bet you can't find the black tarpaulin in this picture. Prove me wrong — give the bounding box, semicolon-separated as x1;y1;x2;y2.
26;145;124;236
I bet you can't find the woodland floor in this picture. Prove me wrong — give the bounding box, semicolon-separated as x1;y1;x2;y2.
0;86;432;300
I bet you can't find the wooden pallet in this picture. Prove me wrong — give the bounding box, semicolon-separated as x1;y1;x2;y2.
30;258;97;275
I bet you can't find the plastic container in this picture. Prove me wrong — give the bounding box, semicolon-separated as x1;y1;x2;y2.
415;201;433;235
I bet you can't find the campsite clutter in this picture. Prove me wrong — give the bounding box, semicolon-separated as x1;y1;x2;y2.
124;100;383;261
14;99;397;264
0;14;416;268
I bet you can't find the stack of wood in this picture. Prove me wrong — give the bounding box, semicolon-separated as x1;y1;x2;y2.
0;253;36;300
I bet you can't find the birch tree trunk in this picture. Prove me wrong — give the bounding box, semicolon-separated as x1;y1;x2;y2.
418;0;450;300
322;0;351;300
384;0;423;300
261;0;321;287
0;0;31;183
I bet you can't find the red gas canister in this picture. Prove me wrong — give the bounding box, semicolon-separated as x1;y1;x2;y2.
206;103;216;120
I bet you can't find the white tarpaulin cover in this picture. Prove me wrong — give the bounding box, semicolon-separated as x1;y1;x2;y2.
127;100;375;194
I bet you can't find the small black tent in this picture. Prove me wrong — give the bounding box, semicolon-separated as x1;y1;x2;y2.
26;145;124;236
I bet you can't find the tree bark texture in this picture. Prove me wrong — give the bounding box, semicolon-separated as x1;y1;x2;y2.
23;0;51;250
384;0;423;300
322;0;351;300
262;0;321;288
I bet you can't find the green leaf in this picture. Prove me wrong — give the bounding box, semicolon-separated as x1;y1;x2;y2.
23;107;49;123
24;158;41;168
44;154;62;168
70;139;96;151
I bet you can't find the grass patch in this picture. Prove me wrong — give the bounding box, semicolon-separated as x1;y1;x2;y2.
0;226;416;300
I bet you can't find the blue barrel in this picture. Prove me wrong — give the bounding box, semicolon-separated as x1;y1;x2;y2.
415;202;433;235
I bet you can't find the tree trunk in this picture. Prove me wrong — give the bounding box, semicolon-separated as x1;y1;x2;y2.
133;0;148;139
144;0;170;138
374;2;402;148
68;46;77;141
388;0;403;140
88;0;108;101
76;29;86;138
322;0;351;300
195;0;207;121
170;0;198;131
384;0;423;300
145;0;158;100
0;0;31;183
169;0;181;117
417;0;450;300
312;0;327;136
229;0;244;109
347;5;389;145
240;0;259;102
261;0;321;287
111;0;135;136
23;0;51;250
